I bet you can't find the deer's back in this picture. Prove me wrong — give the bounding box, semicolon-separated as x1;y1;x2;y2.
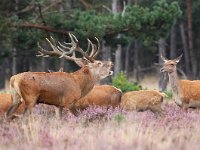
121;90;164;110
180;80;200;103
77;85;122;109
11;72;82;106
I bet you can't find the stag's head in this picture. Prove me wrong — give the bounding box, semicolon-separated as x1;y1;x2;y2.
37;33;113;79
160;54;183;73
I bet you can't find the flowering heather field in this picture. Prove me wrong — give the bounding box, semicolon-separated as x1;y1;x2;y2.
1;102;200;150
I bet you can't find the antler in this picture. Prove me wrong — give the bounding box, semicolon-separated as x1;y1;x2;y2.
37;33;100;64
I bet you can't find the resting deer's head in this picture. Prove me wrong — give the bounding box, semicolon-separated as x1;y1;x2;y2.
160;54;183;73
37;33;113;80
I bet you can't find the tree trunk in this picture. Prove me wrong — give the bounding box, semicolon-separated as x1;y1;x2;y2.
0;64;5;89
158;38;168;91
112;0;122;75
12;48;17;75
170;21;177;59
180;21;191;78
100;41;112;84
186;0;197;78
133;40;140;81
112;0;117;14
125;39;134;77
41;57;46;71
58;0;66;71
12;0;19;75
114;36;122;75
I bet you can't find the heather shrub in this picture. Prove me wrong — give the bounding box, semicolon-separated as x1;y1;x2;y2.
111;71;142;93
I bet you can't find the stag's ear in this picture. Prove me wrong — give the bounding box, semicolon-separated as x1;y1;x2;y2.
160;54;168;62
174;54;183;63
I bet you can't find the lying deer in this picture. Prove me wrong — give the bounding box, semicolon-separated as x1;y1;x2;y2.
120;90;165;116
160;54;200;109
76;85;122;110
0;93;25;118
6;33;113;118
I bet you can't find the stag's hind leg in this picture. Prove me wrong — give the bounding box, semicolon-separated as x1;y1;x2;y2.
6;93;22;118
22;95;39;117
68;100;79;116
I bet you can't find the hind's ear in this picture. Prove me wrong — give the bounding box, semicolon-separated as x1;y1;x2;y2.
174;54;183;63
160;54;168;62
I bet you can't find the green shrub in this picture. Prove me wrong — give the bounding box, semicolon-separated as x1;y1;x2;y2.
163;90;173;99
113;113;126;123
111;72;142;93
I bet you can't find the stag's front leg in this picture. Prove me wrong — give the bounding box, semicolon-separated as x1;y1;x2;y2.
22;95;38;118
68;99;79;116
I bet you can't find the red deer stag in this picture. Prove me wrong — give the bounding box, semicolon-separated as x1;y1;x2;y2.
6;33;113;118
160;54;200;109
76;85;122;110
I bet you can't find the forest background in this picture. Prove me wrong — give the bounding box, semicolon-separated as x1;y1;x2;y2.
0;0;198;91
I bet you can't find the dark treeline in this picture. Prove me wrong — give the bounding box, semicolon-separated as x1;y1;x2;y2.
0;0;199;90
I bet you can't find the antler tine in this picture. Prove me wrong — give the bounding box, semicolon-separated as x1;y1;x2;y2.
37;33;101;64
50;36;57;46
56;33;80;56
92;37;100;59
37;39;81;62
89;41;95;58
37;42;50;57
58;41;69;49
57;43;75;55
85;39;92;55
67;33;91;61
70;33;79;43
45;37;59;53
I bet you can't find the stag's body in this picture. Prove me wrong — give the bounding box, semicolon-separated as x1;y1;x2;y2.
10;67;94;108
76;85;122;110
120;90;165;115
161;55;200;108
6;33;113;118
0;94;25;117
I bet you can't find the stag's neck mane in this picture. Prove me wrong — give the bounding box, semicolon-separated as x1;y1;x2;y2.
168;70;183;106
71;66;95;97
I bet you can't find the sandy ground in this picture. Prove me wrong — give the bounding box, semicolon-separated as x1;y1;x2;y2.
130;74;170;91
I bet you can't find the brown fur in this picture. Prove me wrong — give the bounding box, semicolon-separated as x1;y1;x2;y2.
0;94;25;117
160;55;200;108
120;90;165;115
179;80;200;104
76;85;122;110
6;62;113;118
